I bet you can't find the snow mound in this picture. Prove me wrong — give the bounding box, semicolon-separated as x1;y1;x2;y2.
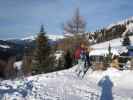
0;66;133;100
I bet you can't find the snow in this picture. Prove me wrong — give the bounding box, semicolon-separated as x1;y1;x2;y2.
54;50;63;60
90;17;133;56
0;44;10;49
14;61;22;70
107;16;133;29
22;34;64;41
64;33;74;37
48;34;64;41
85;67;133;98
91;36;133;49
106;16;133;37
90;36;133;56
122;23;133;36
127;23;133;32
22;35;35;41
89;48;120;56
55;53;62;60
0;65;133;100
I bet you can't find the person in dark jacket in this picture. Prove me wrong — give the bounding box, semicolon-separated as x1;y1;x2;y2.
82;47;91;77
85;48;91;67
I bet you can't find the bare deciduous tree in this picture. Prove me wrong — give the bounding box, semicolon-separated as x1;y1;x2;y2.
63;8;86;35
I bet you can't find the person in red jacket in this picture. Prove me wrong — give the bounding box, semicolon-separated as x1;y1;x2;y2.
75;43;86;78
74;43;85;60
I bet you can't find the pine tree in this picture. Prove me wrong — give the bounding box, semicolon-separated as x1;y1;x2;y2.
108;43;112;63
108;43;112;56
64;50;73;69
122;34;131;46
103;43;112;69
22;46;32;76
57;54;65;70
32;25;55;74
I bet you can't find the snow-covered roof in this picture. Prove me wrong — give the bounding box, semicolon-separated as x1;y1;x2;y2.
89;48;120;56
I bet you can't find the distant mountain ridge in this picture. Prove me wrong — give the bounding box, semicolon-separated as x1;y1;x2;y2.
22;34;64;41
0;34;64;61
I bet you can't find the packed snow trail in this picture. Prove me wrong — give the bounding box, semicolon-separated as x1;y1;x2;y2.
0;65;133;100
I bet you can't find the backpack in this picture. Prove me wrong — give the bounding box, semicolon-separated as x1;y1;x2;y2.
75;48;82;59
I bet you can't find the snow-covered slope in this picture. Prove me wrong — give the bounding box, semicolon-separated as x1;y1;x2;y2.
89;17;133;56
91;36;133;49
107;16;133;29
106;16;133;37
0;66;133;100
90;36;133;55
123;23;133;36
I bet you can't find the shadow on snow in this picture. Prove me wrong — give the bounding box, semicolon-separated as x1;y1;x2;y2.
98;75;113;100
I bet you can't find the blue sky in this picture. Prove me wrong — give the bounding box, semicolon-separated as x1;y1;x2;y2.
0;0;133;39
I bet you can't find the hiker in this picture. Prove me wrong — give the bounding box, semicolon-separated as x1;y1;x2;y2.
74;43;85;62
85;47;91;68
75;43;86;78
83;47;91;75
